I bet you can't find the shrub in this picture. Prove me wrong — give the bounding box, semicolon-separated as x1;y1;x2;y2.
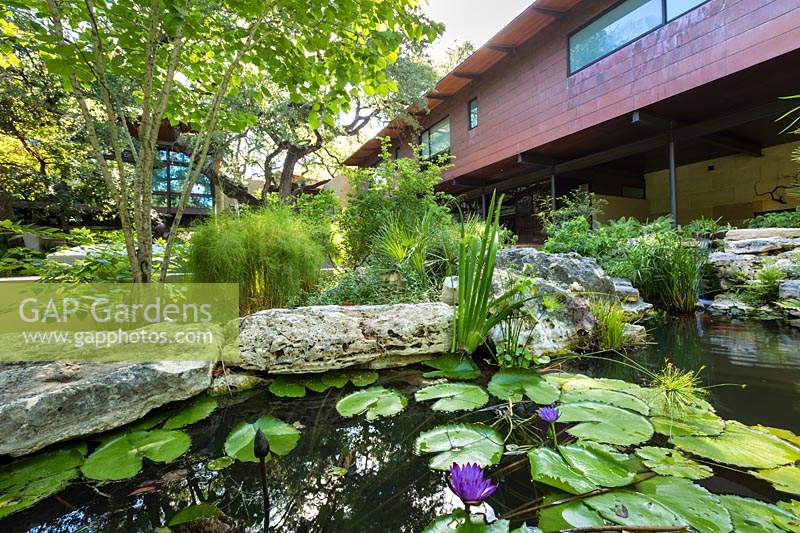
189;206;325;313
306;267;429;306
616;232;705;314
746;208;800;229
337;145;453;267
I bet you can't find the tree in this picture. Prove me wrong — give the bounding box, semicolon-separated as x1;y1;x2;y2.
5;0;440;281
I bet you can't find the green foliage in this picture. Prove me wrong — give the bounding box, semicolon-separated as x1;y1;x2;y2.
0;444;86;518
421;354;481;380
746;207;800;228
307;266;431;306
558;401;654;446
167;503;225;527
335;386;407;420
742;264;784;305
589;299;627;351
616;231;705;314
81;430;191;481
338;146;453;267
634;446;713;480
529;443;636;496
268;370;378;398
454;192;522;354
487;368;560;404
540;192;709;314
647;361;710;419
223;416;301;463
682;216;731;238
162;397;218;430
671;421;800;469
537;189;605;231
414;383;489;412
414;423;504;471
751;465;800;496
423;509;511;533
189;206;325;313
494;304;550;368
719;494;798;533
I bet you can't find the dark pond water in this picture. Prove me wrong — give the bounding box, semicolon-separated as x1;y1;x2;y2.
3;313;800;532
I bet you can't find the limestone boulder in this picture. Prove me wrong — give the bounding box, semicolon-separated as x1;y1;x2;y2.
238;303;452;373
779;280;800;300
724;237;800;255
496;248;615;294
0;361;212;457
724;228;800;241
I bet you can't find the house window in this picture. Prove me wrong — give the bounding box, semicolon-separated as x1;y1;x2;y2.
419;117;450;158
468;98;478;130
152;149;214;209
568;0;709;74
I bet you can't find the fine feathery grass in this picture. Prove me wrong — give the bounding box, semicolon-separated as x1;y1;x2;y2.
189;206;326;314
741;264;784;306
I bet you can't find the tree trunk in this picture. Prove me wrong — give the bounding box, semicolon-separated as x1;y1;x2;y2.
279;149;301;197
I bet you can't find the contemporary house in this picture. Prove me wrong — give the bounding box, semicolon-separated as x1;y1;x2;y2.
345;0;800;242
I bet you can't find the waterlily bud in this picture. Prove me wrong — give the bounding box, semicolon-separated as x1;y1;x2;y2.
254;428;270;459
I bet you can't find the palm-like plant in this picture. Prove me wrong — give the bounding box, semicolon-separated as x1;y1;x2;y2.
452;192;521;355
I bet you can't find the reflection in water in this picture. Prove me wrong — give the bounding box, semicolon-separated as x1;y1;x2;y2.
630;313;800;432
5;314;800;531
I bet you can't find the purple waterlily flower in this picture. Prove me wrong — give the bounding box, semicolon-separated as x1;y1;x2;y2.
537;405;560;423
448;463;498;506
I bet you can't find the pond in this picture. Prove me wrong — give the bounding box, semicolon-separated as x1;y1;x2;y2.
3;314;800;532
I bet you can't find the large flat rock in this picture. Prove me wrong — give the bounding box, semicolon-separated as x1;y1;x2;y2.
238;303;453;373
724;228;800;241
724;237;800;255
0;361;212;457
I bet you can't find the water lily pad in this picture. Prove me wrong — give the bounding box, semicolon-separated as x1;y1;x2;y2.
651;409;725;437
487;368;559;403
206;456;234;471
423;509;511;532
719;494;798;533
636;476;732;533
268;376;308;398
168;503;224;526
422;354;480;380
0;445;86;518
163;397;218;430
559;443;637;488
558;401;654;446
415;383;489;412
336;386;407;420
536;496;604;530
82;430;191;481
306;370;379;392
529;447;598;495
584;490;683;528
415;423;504;471
751;465;800;496
754;426;800;447
635;446;713;480
672;421;800;469
560;387;649;415
223;416;300;463
561;375;649;400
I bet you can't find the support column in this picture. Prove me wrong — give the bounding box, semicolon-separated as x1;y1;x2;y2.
550;174;557;211
668;133;678;228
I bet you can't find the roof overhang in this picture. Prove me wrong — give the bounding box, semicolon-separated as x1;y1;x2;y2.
343;0;583;166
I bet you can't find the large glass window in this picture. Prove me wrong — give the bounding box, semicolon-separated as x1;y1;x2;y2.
569;0;662;73
569;0;708;74
151;149;213;209
468;98;478;130
419;118;450;158
667;0;706;20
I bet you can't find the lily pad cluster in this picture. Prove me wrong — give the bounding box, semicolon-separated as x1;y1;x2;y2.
420;370;800;532
268;369;379;397
0;395;222;517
